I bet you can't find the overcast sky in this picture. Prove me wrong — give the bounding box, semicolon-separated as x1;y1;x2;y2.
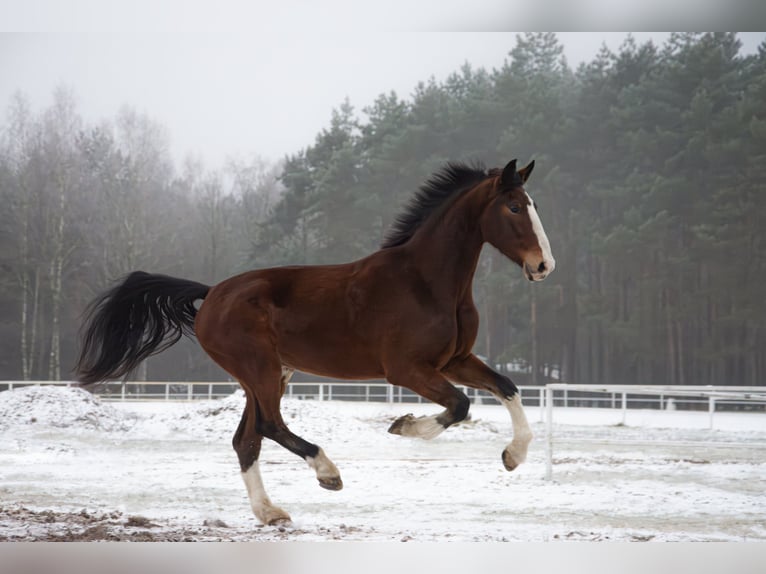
2;30;764;169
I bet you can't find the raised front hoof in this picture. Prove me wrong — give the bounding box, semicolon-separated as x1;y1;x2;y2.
318;476;343;491
502;449;521;472
388;413;415;435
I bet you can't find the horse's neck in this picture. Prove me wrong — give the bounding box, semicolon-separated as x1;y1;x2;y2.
404;196;485;303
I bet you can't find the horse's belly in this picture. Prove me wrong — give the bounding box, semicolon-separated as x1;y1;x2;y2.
274;321;385;380
278;345;385;380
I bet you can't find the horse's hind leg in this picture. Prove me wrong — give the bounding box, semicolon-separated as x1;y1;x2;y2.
232;389;291;525
227;346;342;492
272;366;340;488
251;356;343;491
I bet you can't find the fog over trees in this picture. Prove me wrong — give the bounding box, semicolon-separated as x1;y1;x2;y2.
1;33;764;387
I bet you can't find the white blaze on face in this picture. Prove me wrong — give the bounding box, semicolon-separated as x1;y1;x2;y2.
525;192;555;273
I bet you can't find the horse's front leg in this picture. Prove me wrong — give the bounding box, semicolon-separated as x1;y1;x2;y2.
385;367;471;440
442;354;533;471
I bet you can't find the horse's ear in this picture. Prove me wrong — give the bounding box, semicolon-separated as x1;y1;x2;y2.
501;159;518;186
518;160;535;183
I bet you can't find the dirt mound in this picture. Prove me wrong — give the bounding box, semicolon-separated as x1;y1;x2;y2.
0;505;236;541
156;391;375;441
154;390;245;440
0;385;134;432
184;388;246;418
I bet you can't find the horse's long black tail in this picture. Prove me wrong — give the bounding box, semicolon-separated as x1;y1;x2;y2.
75;271;211;385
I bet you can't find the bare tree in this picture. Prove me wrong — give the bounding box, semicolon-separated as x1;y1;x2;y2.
2;92;40;380
41;87;82;380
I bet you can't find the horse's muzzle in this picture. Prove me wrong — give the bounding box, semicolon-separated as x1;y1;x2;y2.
524;258;555;282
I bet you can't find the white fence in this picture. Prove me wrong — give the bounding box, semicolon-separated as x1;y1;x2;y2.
2;380;765;415
0;379;545;410
543;383;766;480
2;379;765;421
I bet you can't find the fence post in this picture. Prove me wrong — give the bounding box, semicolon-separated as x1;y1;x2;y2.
187;383;193;401
545;386;554;480
621;392;627;425
539;387;545;423
121;383;126;402
709;396;716;430
165;383;169;401
208;383;213;400
319;383;324;401
328;384;333;401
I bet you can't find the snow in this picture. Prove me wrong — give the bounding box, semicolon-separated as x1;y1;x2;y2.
0;385;765;541
0;385;134;432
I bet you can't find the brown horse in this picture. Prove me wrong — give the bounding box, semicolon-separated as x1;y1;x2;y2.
75;158;555;525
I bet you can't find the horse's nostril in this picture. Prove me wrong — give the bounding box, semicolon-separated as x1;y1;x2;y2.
538;262;546;273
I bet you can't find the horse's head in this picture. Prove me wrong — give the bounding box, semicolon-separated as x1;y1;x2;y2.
480;159;555;282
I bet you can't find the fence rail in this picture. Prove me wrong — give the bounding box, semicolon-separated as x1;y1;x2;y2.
2;380;765;415
0;379;543;408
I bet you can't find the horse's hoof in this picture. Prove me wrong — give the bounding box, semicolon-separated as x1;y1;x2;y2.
268;516;293;527
258;507;292;526
318;476;343;491
502;449;519;472
388;413;414;435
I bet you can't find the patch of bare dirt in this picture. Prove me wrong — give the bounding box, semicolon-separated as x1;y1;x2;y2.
0;505;377;541
0;505;243;541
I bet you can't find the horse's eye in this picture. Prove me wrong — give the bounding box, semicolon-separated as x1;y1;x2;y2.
510;204;521;214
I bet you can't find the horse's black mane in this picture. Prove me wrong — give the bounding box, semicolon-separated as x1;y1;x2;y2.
381;161;494;249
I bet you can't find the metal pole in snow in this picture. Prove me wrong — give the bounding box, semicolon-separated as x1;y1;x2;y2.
621;392;627;425
545;385;554;480
709;396;716;430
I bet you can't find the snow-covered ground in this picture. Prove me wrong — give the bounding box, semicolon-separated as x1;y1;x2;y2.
0;385;764;541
